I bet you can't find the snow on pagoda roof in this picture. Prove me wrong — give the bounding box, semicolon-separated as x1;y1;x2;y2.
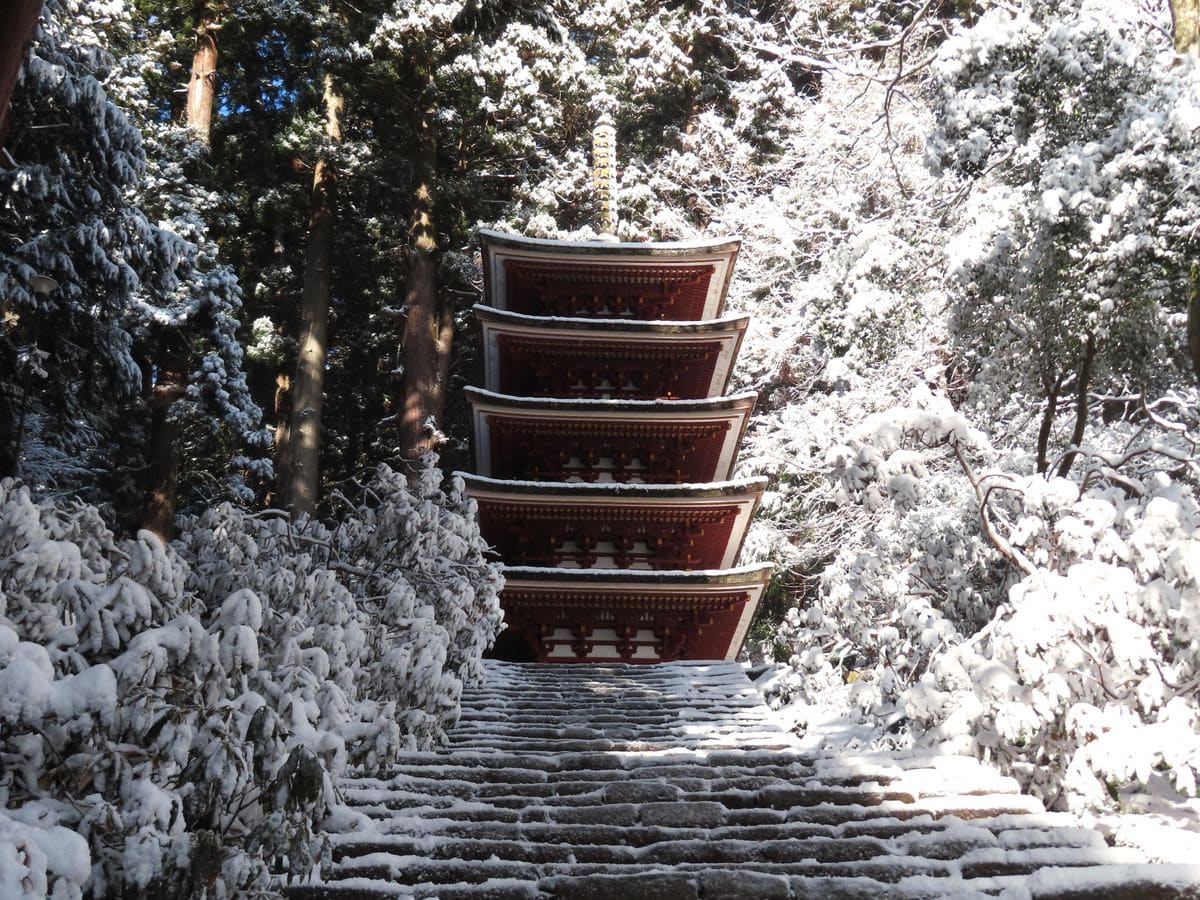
464;386;757;411
479;228;741;321
473;303;749;334
478;228;741;257
455;471;768;497
501;563;774;584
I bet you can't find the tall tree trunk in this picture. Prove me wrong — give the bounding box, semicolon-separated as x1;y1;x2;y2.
140;346;187;540
270;372;292;504
268;215;293;499
1173;0;1200;56
398;90;449;459
186;5;220;144
1173;3;1200;379
137;3;225;537
0;0;44;147
279;73;343;515
1055;333;1096;478
1036;372;1063;474
1190;262;1200;382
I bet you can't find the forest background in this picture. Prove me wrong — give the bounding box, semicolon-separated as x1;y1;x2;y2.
1;0;1199;895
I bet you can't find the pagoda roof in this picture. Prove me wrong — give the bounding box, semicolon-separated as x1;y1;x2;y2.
475;304;749;400
479;228;740;321
465;388;757;484
456;472;767;498
498;563;772;662
502;562;773;584
458;472;766;571
465;386;757;412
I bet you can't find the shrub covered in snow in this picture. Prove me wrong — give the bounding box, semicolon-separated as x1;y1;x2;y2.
0;458;501;896
730;0;1200;821
777;386;1200;811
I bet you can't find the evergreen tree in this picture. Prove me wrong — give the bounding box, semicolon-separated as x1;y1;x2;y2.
0;0;268;523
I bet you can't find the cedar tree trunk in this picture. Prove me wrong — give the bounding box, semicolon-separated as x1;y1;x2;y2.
138;6;224;536
1173;0;1200;56
140;347;187;539
1190;264;1200;383
1174;1;1200;379
186;7;220;144
398;90;451;459
0;0;44;147
279;73;343;515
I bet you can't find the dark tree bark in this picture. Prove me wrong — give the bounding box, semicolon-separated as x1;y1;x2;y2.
1190;263;1200;382
0;0;44;147
1055;333;1096;479
270;372;292;504
279;73;343;515
397;88;450;459
138;3;227;537
1036;372;1063;474
140;344;187;540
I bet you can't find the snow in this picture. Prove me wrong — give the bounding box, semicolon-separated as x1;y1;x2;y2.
478;226;739;253
0;809;89;899
502;563;773;579
466;385;758;409
474;304;749;330
455;472;768;492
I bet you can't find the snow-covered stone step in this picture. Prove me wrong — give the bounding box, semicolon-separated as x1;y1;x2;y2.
341;777;925;811
464;686;766;697
456;710;783;724
446;722;781;741
462;687;763;702
327;826;1113;868
332;799;1063;849
322;844;1146;888
353;749;830;777
291;661;1192;900
442;737;799;753
340;810;1101;845
355;760;1019;804
455;712;772;726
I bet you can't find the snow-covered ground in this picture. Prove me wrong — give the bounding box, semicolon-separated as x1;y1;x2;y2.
752;662;1200;867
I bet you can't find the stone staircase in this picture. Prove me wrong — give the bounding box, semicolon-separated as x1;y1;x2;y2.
288;661;1199;899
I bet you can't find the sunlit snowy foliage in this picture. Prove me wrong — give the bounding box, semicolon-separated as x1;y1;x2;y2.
0;459;501;896
736;0;1200;821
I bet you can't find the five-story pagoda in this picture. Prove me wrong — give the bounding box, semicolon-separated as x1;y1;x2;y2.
458;117;771;663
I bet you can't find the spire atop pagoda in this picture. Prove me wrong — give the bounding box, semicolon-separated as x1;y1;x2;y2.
592;103;618;240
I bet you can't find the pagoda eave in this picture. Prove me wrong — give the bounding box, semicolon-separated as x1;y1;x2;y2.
480;229;741;321
466;388;757;484
497;564;771;663
456;472;768;499
459;472;766;570
474;304;750;336
475;304;750;400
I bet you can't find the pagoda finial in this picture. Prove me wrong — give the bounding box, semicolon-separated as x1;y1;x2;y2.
592;99;618;241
